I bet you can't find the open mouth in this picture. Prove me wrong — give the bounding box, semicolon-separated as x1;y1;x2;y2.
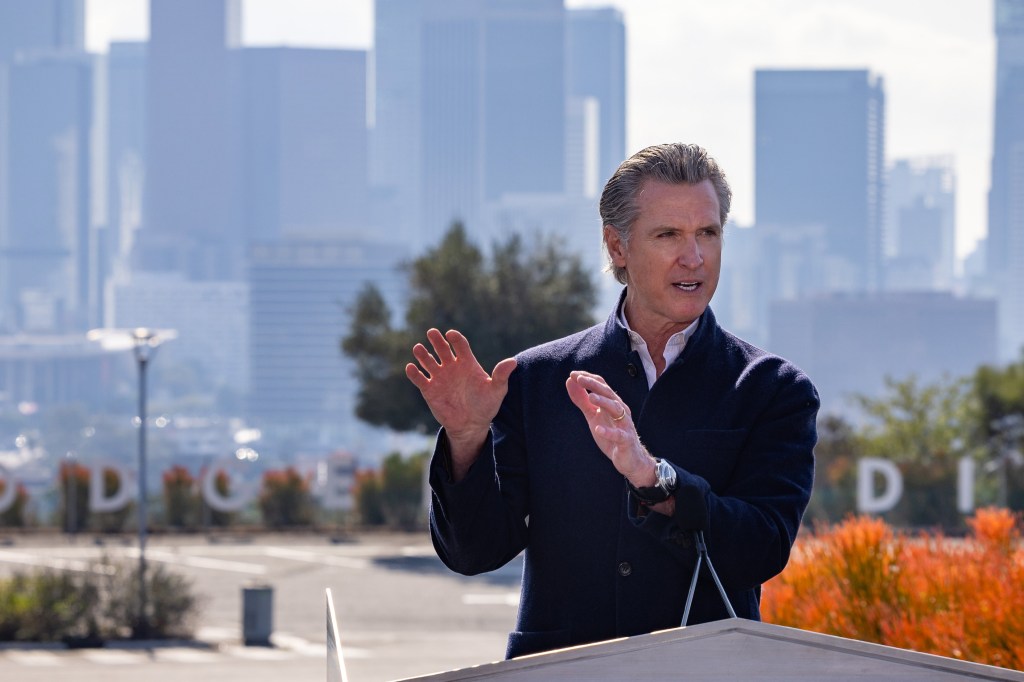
674;281;700;292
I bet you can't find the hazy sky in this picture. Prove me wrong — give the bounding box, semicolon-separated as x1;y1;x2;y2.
85;0;994;260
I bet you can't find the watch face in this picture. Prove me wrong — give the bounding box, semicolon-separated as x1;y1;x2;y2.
657;459;677;491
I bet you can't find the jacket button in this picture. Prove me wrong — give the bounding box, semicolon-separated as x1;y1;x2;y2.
626;364;638;377
617;561;632;577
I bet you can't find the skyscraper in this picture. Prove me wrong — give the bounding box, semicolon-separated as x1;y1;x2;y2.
884;157;956;292
140;0;242;280
414;0;566;248
988;0;1024;357
105;42;147;273
371;0;423;247
755;69;886;293
0;0;86;332
238;47;370;241
0;0;84;63
247;239;406;443
567;7;626;192
1;53;93;332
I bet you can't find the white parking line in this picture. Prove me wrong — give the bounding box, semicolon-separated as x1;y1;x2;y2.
138;548;267;575
0;549;115;575
2;650;63;666
261;546;370;570
461;593;520;607
80;649;150;665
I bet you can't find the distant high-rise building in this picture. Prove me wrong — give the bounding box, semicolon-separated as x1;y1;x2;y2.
884;157;956;291
105;42;147;272
247;239;406;444
755;69;886;293
0;0;84;63
0;52;93;333
770;292;997;413
371;0;423;247
566;7;626;192
988;0;1024;358
140;0;242;280
417;0;566;247
238;47;369;241
0;0;86;332
106;272;248;394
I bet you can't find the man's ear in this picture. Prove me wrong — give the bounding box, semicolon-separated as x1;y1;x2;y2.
603;225;627;268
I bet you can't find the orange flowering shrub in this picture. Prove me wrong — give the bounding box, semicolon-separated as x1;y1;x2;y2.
763;508;1024;670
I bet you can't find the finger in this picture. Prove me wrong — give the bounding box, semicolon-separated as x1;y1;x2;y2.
445;329;479;366
566;375;599;416
491;358;517;389
589;392;628;419
426;328;456;364
570;371;618;400
405;363;430;390
412;343;442;376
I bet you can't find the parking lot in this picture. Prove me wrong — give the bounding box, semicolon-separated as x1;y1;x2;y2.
0;531;522;682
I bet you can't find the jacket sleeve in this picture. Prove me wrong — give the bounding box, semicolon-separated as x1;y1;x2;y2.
428;368;531;576
629;367;818;591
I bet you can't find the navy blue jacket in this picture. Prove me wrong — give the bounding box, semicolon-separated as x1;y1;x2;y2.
428;305;818;659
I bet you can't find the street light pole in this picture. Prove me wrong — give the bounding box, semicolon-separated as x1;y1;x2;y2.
87;326;175;639
133;336;151;639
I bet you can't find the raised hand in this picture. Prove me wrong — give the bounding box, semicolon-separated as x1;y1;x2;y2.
565;370;656;489
406;329;516;480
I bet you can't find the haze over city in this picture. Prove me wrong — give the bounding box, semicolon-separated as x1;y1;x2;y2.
85;0;994;259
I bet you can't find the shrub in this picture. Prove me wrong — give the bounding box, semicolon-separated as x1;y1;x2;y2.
354;469;385;526
763;508;1024;670
57;462;90;532
0;480;29;527
102;560;201;639
258;467;314;528
163;465;198;528
0;559;200;642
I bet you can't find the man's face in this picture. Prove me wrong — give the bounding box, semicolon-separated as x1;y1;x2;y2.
604;179;722;341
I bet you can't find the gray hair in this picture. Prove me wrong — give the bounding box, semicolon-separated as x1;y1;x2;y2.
600;143;732;284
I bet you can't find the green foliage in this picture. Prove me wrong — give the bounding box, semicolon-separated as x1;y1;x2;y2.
163;465;197;528
380;451;428;530
102;561;201;639
342;223;597;433
854;375;981;529
354;470;386;526
353;452;428;530
258;468;315;528
0;571;99;641
805;415;860;523
0;560;199;642
972;354;1024;508
0;480;29;527
57;462;90;533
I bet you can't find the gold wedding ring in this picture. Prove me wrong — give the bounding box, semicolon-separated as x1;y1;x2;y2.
612;405;626;421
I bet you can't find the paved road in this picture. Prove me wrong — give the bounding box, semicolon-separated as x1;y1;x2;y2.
0;532;522;682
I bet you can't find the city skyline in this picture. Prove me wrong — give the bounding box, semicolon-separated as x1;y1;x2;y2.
85;0;994;261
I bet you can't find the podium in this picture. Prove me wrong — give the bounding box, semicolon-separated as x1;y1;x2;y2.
326;592;1024;681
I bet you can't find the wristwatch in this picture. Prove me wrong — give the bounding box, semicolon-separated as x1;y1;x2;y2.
627;458;678;505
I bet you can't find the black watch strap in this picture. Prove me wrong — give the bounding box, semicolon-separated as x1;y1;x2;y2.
627;459;676;505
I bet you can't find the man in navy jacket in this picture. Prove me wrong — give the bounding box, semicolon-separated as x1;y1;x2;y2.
406;143;819;659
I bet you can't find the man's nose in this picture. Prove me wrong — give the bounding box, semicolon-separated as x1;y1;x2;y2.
678;236;703;269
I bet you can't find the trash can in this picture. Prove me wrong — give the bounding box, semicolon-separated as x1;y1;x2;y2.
242;584;274;646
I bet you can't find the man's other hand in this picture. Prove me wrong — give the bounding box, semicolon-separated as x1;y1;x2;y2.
406;329;516;481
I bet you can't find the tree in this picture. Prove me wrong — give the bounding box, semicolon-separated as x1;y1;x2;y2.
343;223;598;433
972;353;1024;508
804;414;861;524
854;375;982;528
